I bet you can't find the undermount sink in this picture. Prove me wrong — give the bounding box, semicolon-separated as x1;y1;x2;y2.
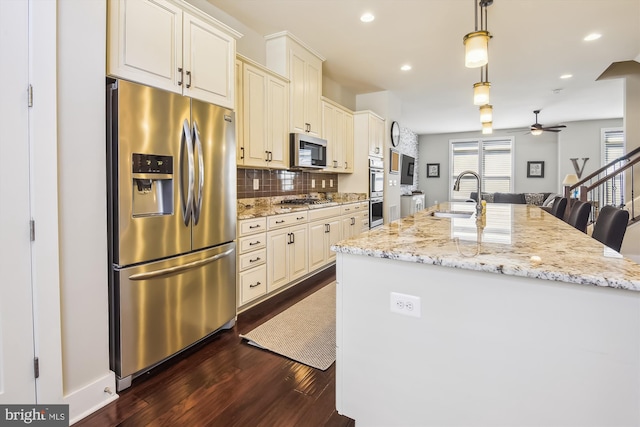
430;210;474;219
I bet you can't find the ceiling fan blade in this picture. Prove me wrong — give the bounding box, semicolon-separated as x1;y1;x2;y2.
542;125;567;130
543;129;561;133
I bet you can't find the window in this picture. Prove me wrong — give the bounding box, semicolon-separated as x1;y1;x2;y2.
602;128;625;206
450;137;513;200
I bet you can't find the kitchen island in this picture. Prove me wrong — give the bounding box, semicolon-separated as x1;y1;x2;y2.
332;202;640;427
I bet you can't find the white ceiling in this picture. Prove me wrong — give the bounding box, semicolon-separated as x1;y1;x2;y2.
206;0;640;135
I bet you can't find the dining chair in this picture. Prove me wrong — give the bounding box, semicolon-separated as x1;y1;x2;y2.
566;200;591;233
550;197;567;219
591;206;630;252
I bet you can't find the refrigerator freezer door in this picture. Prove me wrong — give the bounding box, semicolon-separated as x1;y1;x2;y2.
112;243;236;380
190;99;237;250
110;79;192;266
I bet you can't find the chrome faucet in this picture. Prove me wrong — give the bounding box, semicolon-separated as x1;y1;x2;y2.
453;170;483;217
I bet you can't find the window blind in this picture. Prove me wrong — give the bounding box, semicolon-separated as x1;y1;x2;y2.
603;129;625;206
451;138;513;200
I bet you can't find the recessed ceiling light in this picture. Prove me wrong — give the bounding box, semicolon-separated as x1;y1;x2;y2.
584;33;602;41
401;64;412;71
560;74;573;79
360;13;375;23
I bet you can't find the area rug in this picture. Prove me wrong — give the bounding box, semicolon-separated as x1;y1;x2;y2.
240;282;336;370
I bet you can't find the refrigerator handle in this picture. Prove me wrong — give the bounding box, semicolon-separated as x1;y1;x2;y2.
180;119;195;226
192;121;205;225
128;248;235;281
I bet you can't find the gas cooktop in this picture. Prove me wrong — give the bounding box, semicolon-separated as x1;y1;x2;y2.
280;198;332;205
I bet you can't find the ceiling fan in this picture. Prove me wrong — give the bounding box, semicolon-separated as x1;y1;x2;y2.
529;110;566;135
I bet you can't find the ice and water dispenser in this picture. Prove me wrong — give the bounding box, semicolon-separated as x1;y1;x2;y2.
131;153;173;217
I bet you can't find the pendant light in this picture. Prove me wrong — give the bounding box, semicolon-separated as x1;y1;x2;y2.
479;104;493;123
473;64;490;105
482;121;493;134
464;0;493;68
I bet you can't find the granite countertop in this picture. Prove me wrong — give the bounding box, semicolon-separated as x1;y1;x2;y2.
331;202;640;291
238;192;368;219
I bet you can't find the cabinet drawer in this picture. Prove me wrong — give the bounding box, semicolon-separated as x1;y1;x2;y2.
238;233;266;254
308;205;341;222
267;211;308;229
239;264;267;305
238;217;267;237
341;203;359;215
238;248;266;271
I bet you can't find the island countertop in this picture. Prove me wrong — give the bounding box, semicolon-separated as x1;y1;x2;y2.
331;202;640;291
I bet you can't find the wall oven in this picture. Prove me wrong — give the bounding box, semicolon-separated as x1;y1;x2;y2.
369;158;384;228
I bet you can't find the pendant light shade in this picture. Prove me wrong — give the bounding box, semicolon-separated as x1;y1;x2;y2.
531;128;543;136
473;82;491;105
482;121;493;134
464;31;490;68
479;104;493;123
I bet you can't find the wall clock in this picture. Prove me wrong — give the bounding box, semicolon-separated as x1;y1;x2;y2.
390;121;400;147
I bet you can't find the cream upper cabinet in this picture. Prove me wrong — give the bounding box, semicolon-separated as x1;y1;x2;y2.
236;56;289;169
107;0;240;108
265;32;325;137
322;98;354;173
354;110;385;158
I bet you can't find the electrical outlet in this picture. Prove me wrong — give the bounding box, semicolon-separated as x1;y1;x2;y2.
390;292;421;318
311;179;316;189
322;180;326;188
330;179;333;187
253;179;259;190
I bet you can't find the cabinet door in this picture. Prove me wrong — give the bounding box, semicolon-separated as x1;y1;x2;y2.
267;229;289;291
308;221;327;272
289;224;309;282
235;59;245;164
107;0;183;94
304;60;322;137
322;102;336;171
343;112;354;173
334;108;346;172
326;219;342;263
183;12;235;108
242;63;268;167
290;51;306;134
342;216;355;240
266;75;288;169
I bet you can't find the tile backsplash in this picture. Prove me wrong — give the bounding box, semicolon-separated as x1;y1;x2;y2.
237;168;338;198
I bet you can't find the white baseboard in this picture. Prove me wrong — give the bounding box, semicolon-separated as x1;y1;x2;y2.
66;371;118;425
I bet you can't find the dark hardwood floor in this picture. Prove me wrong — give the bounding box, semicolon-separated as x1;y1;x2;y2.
76;266;354;427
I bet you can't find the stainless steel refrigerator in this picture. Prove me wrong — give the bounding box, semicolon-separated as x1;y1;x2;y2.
106;79;236;391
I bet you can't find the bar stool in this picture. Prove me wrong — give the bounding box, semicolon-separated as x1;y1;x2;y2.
591;206;629;252
550;197;567;219
566;200;591;233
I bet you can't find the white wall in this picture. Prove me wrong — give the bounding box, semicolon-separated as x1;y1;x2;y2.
558;118;623;192
57;0;116;420
419;119;623;208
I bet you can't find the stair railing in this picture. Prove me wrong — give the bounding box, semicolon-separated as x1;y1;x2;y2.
564;146;640;225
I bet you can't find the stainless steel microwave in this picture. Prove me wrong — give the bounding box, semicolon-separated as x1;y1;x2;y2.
290;133;327;169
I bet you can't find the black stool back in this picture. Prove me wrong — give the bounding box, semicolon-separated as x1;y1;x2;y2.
566;200;591;233
550;197;567;219
591;206;629;252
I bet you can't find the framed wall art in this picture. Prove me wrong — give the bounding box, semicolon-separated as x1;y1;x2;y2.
426;163;440;178
527;161;544;178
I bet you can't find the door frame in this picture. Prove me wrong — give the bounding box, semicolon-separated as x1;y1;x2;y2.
29;0;64;403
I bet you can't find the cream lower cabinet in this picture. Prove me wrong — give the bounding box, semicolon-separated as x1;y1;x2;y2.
308;206;342;271
341;202;370;239
267;224;308;291
266;212;309;292
237;217;267;306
